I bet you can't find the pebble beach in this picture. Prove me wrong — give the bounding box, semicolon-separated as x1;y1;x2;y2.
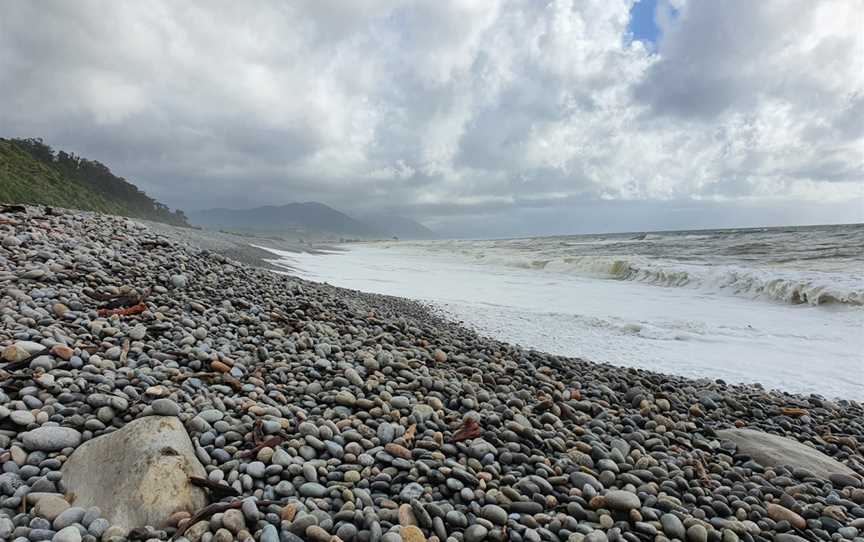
0;205;863;542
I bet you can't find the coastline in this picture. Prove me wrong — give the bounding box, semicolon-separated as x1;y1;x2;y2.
0;205;862;541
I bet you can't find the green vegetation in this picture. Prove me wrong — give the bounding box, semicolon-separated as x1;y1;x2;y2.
0;138;189;226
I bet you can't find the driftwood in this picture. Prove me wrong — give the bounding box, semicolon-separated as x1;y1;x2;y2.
173;499;284;539
97;303;147;318
100;287;150;310
0;347;51;373
188;476;240;498
85;286;149;307
253;419;266;444
236;436;285;459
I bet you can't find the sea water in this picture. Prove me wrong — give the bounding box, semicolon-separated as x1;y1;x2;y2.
265;224;864;400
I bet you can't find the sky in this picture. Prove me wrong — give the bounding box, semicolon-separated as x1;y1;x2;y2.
1;0;862;237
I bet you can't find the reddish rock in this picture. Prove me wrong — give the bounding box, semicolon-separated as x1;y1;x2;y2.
385;443;412;460
767;503;806;529
452;419;481;442
51;344;74;361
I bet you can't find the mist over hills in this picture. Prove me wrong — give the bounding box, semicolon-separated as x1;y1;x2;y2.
188;203;436;240
0;137;436;239
359;213;437;240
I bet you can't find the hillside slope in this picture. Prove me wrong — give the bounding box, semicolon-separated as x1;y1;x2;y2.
189;202;382;237
360;213;437;239
0;138;188;226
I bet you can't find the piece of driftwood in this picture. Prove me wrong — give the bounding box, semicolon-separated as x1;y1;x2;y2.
236;436;285;459
98;287;150;310
1;347;51;373
188;476;240;498
173;499;284;539
97;303;147;318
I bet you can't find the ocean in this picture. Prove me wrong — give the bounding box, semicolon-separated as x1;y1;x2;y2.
265;224;864;400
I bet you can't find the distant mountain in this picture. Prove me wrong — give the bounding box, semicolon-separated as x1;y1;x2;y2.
0;138;190;226
360;214;437;240
190;203;438;240
189;202;381;237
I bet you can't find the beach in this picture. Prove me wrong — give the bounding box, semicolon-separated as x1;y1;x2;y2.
0;206;863;542
267;227;864;401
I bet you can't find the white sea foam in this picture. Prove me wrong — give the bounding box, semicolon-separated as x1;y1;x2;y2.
263;226;864;400
459;254;862;306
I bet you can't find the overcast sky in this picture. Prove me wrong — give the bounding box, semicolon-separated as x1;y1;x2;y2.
1;0;862;236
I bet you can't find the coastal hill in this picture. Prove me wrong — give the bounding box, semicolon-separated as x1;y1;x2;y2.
190;203;436;240
0;138;190;226
360;213;437;240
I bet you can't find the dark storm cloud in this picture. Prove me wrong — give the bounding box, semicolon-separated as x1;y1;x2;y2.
0;0;861;235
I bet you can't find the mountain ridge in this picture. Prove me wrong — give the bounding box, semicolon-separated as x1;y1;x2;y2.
189;203;436;240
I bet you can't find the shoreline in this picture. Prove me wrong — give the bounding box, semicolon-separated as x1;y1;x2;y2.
252;242;864;402
0;205;862;542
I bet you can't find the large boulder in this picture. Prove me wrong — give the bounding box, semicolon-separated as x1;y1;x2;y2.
61;416;208;533
716;428;858;480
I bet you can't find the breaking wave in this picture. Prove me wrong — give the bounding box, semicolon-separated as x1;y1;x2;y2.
469;254;863;307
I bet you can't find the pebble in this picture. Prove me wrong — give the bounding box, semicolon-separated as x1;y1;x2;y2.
305;525;331;542
0;518;12;539
245;461;266;478
33;495;70;521
299;482;328;498
687;524;708;542
222;508;245;534
151;398;181;416
402;525;426;542
465;524;488;542
171;274;188;288
481;504;507;525
766;503;805;529
52;507;85;531
10;410;35;426
773;535;809;542
259;524;279;542
20;427;82;451
604;490;641;511
52;525;82;542
661;513;686;539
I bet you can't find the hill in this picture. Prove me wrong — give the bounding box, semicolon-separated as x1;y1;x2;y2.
188;202;380;237
360;213;437;240
0;138;189;226
190;203;438;240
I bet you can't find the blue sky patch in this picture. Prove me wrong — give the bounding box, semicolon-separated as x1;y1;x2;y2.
628;0;661;45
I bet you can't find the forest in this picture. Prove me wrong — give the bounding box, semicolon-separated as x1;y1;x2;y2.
0;138;189;226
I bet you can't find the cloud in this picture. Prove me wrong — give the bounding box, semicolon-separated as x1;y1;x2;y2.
0;0;861;234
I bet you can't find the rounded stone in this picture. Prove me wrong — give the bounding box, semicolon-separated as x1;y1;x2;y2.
465;524;488;542
604;490;641;511
151;399;181;416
